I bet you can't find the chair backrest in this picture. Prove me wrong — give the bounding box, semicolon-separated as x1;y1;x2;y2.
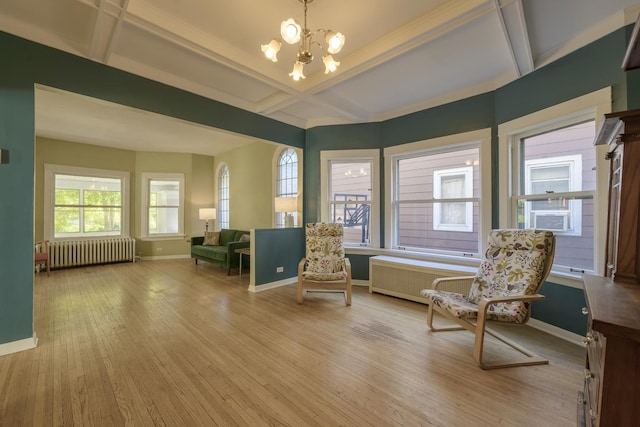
468;229;556;323
305;223;345;274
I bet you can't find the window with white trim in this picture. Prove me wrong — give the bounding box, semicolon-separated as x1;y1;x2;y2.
218;164;230;230
498;87;612;278
320;149;379;247
385;129;491;259
141;173;184;238
44;164;129;240
276;148;299;227
391;145;482;255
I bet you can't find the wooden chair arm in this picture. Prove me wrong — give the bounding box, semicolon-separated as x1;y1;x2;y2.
477;294;545;312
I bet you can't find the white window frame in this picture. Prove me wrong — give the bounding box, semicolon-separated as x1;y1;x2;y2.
385;129;491;260
433;166;474;232
498;87;612;285
320;149;380;248
217;163;230;230
524;155;582;236
44;164;130;241
274;147;301;228
140;172;185;240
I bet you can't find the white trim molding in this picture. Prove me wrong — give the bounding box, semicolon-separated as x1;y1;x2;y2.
0;335;38;357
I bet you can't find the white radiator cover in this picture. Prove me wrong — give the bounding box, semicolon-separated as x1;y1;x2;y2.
49;237;136;269
369;255;477;303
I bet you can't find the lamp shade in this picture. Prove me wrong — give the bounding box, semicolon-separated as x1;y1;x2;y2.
274;197;297;213
199;208;216;220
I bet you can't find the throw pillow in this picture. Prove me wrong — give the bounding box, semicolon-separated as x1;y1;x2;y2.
203;231;220;246
240;233;250;242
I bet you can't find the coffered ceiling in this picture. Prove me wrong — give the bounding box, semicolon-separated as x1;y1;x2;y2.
1;0;639;155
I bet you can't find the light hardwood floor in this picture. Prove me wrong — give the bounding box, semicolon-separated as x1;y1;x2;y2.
1;259;584;426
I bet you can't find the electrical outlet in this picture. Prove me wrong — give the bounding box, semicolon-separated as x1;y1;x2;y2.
276;266;284;273
157;247;163;251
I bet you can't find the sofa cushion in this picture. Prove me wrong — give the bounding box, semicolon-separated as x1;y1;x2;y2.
191;245;226;262
219;229;236;246
203;231;220;246
240;233;250;242
233;230;247;242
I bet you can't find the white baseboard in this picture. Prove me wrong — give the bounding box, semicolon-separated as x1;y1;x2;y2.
248;277;297;293
527;318;585;347
141;254;191;261
0;335;38;357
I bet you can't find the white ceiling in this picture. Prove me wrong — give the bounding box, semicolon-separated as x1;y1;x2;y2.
2;0;640;156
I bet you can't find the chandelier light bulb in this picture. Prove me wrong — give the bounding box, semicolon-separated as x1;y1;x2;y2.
264;1;345;80
322;54;339;74
261;39;281;62
326;31;345;54
289;62;306;81
281;19;302;44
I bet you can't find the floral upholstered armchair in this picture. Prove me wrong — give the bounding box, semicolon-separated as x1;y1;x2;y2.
421;229;555;369
297;223;352;306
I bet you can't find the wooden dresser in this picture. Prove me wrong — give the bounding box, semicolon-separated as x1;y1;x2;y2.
580;274;640;426
578;109;640;426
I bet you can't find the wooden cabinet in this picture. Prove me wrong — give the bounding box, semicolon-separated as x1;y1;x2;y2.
580;275;640;426
579;110;640;425
594;109;640;284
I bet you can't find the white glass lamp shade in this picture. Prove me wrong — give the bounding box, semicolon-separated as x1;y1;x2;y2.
261;39;281;62
325;31;345;54
322;54;339;74
199;208;216;220
281;18;302;44
289;62;306;81
275;197;297;228
274;197;297;213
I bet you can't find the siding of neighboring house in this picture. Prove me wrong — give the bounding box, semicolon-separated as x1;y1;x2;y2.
522;121;596;270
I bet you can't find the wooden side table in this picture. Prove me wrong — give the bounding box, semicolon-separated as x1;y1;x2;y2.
235;247;251;278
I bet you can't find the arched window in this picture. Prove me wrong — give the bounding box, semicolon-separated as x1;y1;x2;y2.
217;164;229;229
276;148;298;227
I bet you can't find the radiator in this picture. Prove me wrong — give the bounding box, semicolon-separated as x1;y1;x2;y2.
369;255;477;304
49;237;136;269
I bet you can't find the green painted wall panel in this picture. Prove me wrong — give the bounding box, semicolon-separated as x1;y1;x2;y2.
254;227;304;286
0;84;35;343
495;30;628;123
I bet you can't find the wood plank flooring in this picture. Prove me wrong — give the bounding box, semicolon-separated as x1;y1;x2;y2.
1;259;584;426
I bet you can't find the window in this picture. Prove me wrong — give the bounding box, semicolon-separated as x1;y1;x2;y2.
499;87;611;280
218;164;230;230
276;148;299;227
385;129;491;258
388;140;486;256
141;173;184;238
320;149;379;247
44;165;129;240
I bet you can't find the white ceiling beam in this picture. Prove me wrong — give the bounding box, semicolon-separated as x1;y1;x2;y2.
493;0;534;77
89;0;129;63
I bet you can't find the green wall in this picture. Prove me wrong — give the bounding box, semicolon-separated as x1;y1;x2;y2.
35;138;216;257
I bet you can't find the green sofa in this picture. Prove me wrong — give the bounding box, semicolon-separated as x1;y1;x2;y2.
191;229;250;274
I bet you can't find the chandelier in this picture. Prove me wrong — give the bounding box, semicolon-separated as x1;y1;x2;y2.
261;0;345;81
